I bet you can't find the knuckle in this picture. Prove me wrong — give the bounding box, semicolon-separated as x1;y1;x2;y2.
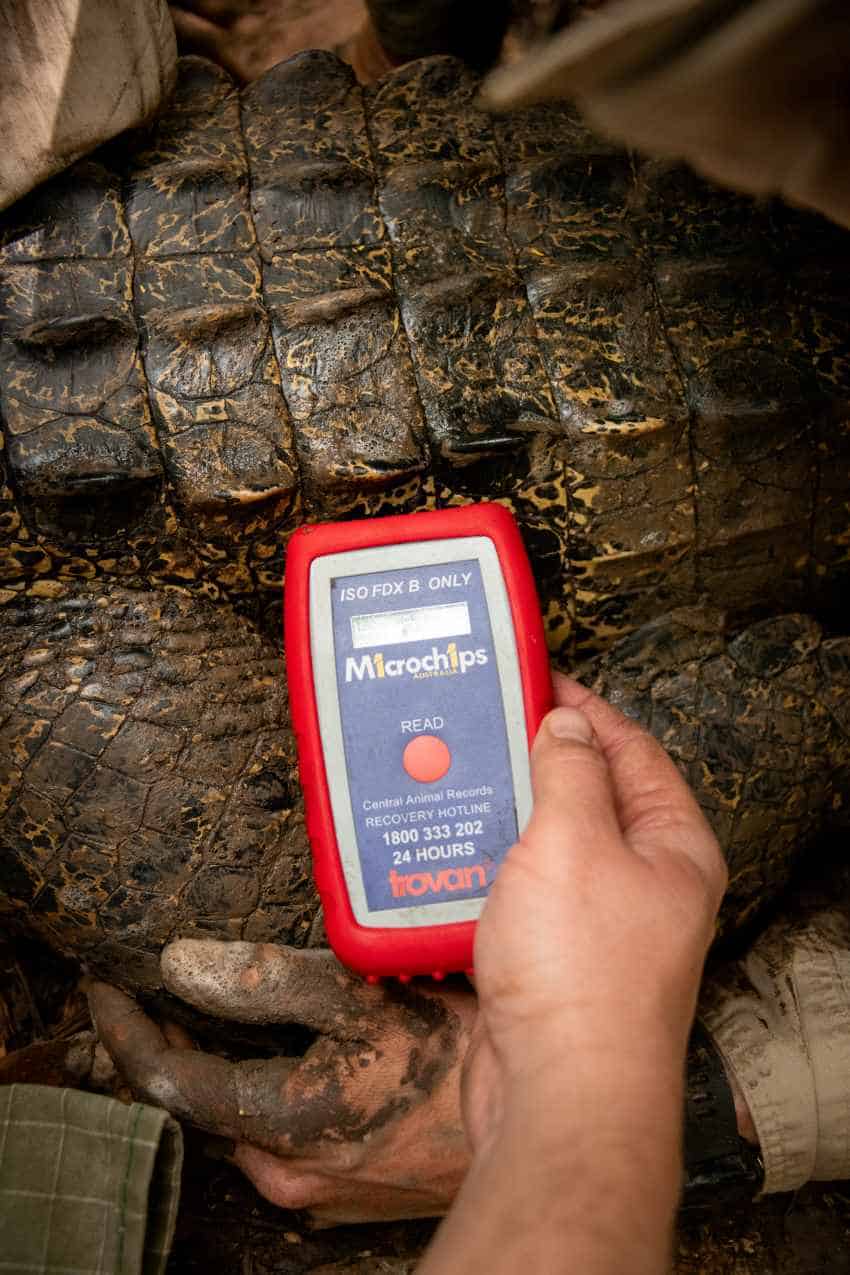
543;738;608;779
279;1181;324;1210
133;1064;184;1114
669;848;726;928
681;824;728;903
321;1143;367;1174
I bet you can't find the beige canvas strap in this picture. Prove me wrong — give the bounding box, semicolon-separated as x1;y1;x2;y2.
0;0;177;210
700;908;850;1193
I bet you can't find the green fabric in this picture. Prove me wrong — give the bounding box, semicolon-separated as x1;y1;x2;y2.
0;1084;183;1275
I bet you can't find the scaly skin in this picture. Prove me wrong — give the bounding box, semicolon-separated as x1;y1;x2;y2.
1;583;849;986
2;53;848;983
1;55;848;652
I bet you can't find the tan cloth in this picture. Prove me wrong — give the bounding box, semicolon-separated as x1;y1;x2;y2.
482;0;850;229
699;908;850;1193
0;0;177;211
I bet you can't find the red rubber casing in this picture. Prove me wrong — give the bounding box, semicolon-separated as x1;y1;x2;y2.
284;503;552;979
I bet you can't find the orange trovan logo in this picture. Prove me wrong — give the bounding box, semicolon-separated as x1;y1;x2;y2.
388;865;487;898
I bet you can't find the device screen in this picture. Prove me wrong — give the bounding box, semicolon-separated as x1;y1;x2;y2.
330;557;517;916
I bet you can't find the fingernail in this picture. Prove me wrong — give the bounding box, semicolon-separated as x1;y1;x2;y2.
547;707;594;743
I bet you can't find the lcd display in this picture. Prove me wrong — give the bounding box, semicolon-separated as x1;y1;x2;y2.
350;601;471;649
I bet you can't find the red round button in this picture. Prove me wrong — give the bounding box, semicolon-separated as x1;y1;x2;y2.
402;734;451;783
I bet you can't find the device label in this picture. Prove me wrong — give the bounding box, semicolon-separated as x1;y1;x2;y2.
331;559;518;914
344;646;488;682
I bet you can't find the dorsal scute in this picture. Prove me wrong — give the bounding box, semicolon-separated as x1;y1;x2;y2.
0;53;848;655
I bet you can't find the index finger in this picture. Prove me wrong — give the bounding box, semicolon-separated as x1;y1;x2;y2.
162;941;388;1037
86;982;295;1151
552;672;726;893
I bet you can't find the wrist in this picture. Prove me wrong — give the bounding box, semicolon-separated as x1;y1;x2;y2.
489;1037;686;1153
491;1088;682;1193
469;1061;685;1234
421;1109;681;1275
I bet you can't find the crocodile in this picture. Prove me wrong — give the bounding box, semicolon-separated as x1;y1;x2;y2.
0;51;849;990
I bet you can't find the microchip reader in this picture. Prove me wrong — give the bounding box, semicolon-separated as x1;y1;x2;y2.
284;503;551;980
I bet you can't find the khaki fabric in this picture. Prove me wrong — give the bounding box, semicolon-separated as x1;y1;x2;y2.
482;0;850;229
0;0;177;211
0;1085;183;1275
699;909;850;1194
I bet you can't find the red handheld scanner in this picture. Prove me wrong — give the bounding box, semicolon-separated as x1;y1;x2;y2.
284;503;551;980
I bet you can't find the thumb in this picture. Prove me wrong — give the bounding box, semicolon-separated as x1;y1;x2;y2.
521;706;624;859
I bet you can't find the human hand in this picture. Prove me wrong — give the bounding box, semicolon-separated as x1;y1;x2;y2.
418;674;727;1273
87;672;726;1234
464;671;727;1156
87;943;474;1225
